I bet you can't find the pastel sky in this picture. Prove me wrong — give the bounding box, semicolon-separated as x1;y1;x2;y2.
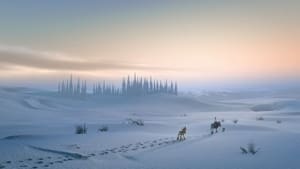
0;0;299;89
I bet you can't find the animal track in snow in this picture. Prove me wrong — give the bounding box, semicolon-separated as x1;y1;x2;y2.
0;137;180;169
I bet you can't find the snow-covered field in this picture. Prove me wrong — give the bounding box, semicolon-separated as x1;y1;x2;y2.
0;87;300;169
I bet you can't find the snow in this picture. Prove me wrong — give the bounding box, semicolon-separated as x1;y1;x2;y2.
0;87;300;169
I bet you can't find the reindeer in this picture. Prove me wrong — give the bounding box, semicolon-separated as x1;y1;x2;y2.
177;126;187;141
211;117;222;134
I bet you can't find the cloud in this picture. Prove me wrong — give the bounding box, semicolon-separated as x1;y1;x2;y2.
0;63;11;70
0;45;174;71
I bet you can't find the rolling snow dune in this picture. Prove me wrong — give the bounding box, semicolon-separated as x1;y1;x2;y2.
251;100;300;112
0;87;231;125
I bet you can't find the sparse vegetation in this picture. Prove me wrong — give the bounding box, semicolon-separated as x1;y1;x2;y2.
75;124;87;134
240;142;260;155
98;126;108;132
247;142;260;154
222;128;226;132
256;116;264;121
276;120;282;124
126;118;144;126
240;147;248;154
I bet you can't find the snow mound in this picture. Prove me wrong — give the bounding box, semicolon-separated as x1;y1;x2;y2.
20;97;56;110
251;103;283;112
251;100;300;112
20;98;41;110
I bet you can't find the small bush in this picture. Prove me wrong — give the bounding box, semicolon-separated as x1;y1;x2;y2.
233;119;238;124
98;126;108;132
240;142;260;155
75;124;87;134
133;119;144;126
247;142;260;155
240;147;248;154
276;120;282;124
256;116;264;121
126;118;144;126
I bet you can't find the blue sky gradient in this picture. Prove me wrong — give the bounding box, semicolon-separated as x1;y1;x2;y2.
0;0;299;90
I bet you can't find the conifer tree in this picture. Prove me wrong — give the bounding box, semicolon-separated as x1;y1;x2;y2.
92;84;95;95
159;81;163;92
156;80;159;93
149;77;153;93
170;81;174;94
69;75;73;95
58;82;61;94
66;80;69;95
127;75;130;95
76;78;80;95
175;82;178;95
62;80;65;95
164;80;168;93
122;78;126;95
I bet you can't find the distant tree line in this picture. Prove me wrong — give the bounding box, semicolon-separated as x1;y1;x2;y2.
92;82;121;96
58;75;87;96
58;74;178;97
121;74;177;96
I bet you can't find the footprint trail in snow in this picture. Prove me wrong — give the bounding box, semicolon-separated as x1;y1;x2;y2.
0;137;183;169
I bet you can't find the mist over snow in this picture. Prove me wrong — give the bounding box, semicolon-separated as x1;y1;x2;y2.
0;80;300;169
